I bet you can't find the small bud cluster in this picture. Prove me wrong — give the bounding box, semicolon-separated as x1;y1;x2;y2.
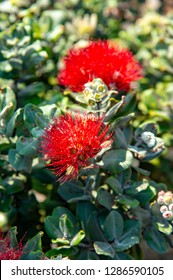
83;78;108;104
141;131;156;148
157;190;173;221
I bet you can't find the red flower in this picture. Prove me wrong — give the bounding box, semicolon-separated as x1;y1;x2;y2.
0;232;24;260
58;40;142;92
41;112;113;183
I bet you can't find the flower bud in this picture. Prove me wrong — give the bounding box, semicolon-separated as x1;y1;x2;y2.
158;190;165;196
160;205;168;213
157;196;164;205
83;78;108;103
168;203;173;211
162;210;173;220
164;194;173;205
141;131;156;148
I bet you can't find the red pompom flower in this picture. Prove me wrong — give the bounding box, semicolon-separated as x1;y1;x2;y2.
41;112;113;183
58;40;142;92
0;232;24;260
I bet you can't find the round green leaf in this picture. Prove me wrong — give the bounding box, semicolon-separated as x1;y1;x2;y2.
103;210;124;241
102;149;133;174
94;241;115;258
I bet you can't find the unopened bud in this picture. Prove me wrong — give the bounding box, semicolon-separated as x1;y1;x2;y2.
164;195;173;205
168;203;173;211
97;85;105;92
162;210;173;220
141;131;156;148
160;205;168;213
158;190;165;196
157;196;164;205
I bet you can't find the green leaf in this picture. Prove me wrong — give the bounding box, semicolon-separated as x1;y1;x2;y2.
21;251;46;260
102;149;133;174
76;201;95;240
112;127;128;149
31;127;44;138
104;98;125;122
94;242;115;258
114;252;134;260
58;181;90;203
42;10;67;26
6;226;18;248
52;238;70;245
45;216;63;239
113;113;135;127
70;230;85;246
4;177;24;195
87;212;106;242
97;188;114;210
24;103;42;130
76;201;95;227
0;87;16;133
45;206;79;239
124;179;149;195
132;206;151;227
6;108;23;137
59;214;74;239
144;227;170;254
8;149;32;173
46;246;78;258
35;112;49;129
0;87;16;116
18;82;46;97
45;248;62;259
75;250;100;260
40;104;60;119
115;220;140;251
16;136;39;157
22;232;43;254
154;220;172;235
115;93;137;117
103;210;124;241
135;185;156;205
52;207;77;223
26;53;47;69
122;219;141;240
9;58;22;70
106;176;122;194
115;236;139;252
117;194;139;209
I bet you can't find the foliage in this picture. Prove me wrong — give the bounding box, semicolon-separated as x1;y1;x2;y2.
118;11;173;188
0;0;173;260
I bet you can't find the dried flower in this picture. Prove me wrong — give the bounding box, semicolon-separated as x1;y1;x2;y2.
0;232;24;260
41;112;113;183
58;40;142;92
